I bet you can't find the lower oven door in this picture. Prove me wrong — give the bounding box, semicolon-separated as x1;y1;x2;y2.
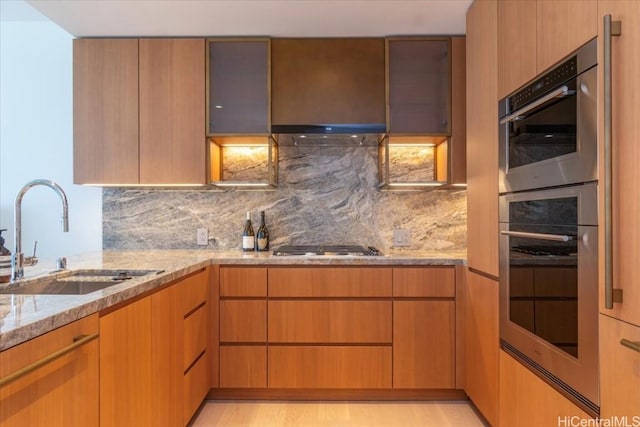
499;183;599;415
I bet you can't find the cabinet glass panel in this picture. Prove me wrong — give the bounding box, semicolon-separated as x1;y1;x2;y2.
388;39;450;135
208;40;269;134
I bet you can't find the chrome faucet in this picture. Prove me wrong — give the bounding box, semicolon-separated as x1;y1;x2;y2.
11;179;69;281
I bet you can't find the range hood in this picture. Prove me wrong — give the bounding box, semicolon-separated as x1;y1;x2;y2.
271;38;386;140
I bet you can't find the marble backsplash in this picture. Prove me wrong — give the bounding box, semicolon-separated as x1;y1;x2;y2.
103;145;466;252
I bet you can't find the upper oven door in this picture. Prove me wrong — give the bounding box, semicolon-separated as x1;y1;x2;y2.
499;40;597;194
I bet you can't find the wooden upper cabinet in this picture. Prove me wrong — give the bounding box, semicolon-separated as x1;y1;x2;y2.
74;38;206;185
208;39;270;135
387;38;450;135
467;0;499;276
498;0;597;98
536;0;597;74
139;38;206;185
271;38;385;126
597;0;640;327
73;39;139;184
498;0;537;99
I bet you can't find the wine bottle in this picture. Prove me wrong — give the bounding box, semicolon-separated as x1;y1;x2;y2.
256;211;269;251
242;211;255;252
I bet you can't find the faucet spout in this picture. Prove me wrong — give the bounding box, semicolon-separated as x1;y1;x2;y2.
11;179;69;281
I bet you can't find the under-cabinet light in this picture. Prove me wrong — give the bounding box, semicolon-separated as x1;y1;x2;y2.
213;182;271;187
81;183;206;187
386;182;444;187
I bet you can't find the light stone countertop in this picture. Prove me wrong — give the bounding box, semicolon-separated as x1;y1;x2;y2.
0;249;466;351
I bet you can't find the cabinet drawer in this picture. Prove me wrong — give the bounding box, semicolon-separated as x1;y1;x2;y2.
219;346;266;388
219;300;266;342
180;268;208;315
0;314;99;427
184;304;208;370
268;346;392;389
392;267;455;297
268;300;392;343
268;267;392;297
220;267;267;297
183;351;210;425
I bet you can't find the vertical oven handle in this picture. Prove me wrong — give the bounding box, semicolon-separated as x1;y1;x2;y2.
499;86;575;125
500;230;574;242
604;15;622;309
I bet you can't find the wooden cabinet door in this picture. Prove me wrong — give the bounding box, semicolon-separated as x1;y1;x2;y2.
387;38;450;134
73;39;139;184
0;314;99;427
598;0;640;327
100;298;152;427
498;0;536;98
499;350;590;426
393;301;455;388
208;39;270;134
271;38;385;126
139;38;206;185
465;270;499;427
151;283;183;427
466;0;499;276
536;0;597;73
599;314;640;419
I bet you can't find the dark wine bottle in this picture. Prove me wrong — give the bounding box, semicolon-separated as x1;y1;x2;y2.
242;211;255;252
256;211;269;251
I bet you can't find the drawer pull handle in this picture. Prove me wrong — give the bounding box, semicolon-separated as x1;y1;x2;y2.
0;333;99;388
620;339;640;353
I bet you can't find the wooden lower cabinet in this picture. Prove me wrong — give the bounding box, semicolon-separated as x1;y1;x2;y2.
393;301;455;389
599;314;640;420
220;346;267;388
216;265;460;395
499;350;590;426
465;270;499;426
268;346;392;389
100;268;210;427
100;297;153;426
152;281;183;426
0;314;99;427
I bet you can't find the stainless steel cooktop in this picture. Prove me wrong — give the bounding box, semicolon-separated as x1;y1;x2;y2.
272;245;381;256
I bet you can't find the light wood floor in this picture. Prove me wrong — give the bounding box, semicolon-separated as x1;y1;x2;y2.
191;400;486;426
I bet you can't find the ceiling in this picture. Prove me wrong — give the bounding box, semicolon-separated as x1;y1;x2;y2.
8;0;472;37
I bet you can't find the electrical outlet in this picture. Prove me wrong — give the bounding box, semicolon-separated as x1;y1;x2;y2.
196;228;208;246
393;228;411;247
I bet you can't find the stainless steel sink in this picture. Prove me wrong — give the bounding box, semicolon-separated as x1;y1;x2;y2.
0;269;164;295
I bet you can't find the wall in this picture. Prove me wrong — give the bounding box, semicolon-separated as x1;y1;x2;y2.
0;20;102;260
104;144;466;252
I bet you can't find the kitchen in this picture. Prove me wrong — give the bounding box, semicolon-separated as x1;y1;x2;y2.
1;1;638;426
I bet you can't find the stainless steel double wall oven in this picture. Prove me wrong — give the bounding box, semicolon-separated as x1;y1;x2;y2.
498;38;600;416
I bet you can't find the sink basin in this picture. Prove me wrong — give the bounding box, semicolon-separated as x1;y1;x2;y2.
0;269;164;295
0;279;124;295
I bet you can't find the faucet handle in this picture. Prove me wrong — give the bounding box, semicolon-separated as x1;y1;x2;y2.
23;241;38;267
